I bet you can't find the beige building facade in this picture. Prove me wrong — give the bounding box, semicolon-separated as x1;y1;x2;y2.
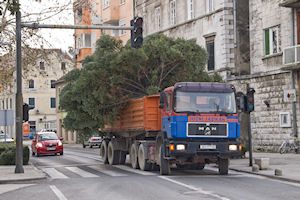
0;49;74;139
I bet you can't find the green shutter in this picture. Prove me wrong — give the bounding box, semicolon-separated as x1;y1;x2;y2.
265;29;270;55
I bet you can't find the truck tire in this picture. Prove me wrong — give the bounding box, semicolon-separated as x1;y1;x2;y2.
100;140;109;164
138;144;151;171
218;158;229;175
108;141;120;165
159;145;170;175
119;151;126;165
130;143;139;169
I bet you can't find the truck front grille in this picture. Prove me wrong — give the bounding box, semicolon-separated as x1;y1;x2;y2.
187;123;228;137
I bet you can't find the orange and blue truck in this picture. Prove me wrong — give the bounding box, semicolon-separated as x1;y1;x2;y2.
101;82;241;175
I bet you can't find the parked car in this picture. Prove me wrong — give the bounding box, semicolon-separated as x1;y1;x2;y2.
0;133;14;143
83;135;102;148
31;132;63;156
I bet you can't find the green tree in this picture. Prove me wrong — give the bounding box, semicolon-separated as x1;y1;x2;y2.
60;34;222;137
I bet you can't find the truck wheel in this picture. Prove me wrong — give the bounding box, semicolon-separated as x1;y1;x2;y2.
100;140;109;164
108;141;120;165
130;144;139;169
89;143;93;148
138;144;151;171
119;151;126;165
82;143;86;148
32;151;35;156
159;145;170;175
218;158;229;175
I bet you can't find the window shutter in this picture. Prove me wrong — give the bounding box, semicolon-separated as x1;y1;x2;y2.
265;29;270;55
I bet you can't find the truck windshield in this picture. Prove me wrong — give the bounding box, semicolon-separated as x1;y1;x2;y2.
174;91;236;114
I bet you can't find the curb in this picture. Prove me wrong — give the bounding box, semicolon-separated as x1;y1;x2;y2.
229;167;300;184
0;176;47;184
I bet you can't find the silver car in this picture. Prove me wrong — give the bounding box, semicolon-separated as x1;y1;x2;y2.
83;135;102;148
0;133;14;143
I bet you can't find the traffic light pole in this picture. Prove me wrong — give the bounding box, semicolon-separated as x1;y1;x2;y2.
246;84;253;167
15;9;24;173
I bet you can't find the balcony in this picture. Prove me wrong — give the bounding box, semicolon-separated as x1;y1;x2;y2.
279;0;300;8
281;45;300;70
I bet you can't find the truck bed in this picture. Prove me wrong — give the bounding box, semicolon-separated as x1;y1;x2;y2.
104;95;161;135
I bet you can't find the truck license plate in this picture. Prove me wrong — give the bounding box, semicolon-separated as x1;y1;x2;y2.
47;147;56;151
200;145;216;150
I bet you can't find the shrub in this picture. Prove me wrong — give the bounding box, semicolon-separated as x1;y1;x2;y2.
0;143;29;165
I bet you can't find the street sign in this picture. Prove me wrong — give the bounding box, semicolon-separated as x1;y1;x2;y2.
284;89;296;102
0;110;14;126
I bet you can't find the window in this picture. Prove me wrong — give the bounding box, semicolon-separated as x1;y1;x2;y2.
206;0;213;13
103;0;110;8
119;18;127;36
39;62;45;70
187;0;194;20
77;7;82;22
51;80;56;88
170;0;176;26
29;98;35;107
50;98;56;108
2;100;4;109
6;99;8;109
165;93;171;112
78;34;91;48
120;0;125;5
10;98;12;109
265;26;280;56
155;7;161;30
61;62;66;70
206;40;215;71
279;112;291;127
29;79;34;88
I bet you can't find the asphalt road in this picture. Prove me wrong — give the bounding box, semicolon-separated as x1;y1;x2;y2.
1;144;300;200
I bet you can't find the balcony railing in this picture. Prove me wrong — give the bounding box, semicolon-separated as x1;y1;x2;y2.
283;45;300;66
279;0;300;7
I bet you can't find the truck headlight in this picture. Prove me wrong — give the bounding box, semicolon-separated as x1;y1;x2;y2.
229;144;237;151
176;144;185;151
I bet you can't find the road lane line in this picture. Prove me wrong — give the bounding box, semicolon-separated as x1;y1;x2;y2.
50;185;68;200
88;165;127;177
65;167;98;178
42;168;68;179
113;165;156;176
158;176;231;200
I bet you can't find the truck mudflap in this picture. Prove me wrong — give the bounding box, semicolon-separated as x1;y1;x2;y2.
165;141;241;159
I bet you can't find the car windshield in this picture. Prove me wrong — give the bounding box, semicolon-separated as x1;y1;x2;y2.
38;133;58;141
174;91;236;114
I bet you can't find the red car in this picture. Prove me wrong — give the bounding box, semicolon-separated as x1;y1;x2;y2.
31;132;63;156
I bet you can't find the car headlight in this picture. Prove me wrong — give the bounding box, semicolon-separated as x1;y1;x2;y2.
58;140;63;146
36;142;43;148
176;144;185;151
229;144;237;151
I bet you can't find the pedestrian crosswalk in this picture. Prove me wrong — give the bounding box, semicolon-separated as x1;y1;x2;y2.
41;164;157;179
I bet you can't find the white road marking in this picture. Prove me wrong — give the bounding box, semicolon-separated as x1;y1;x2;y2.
50;185;68;200
113;165;156;176
65;167;98;178
88;165;127;177
42;168;68;179
158;176;231;200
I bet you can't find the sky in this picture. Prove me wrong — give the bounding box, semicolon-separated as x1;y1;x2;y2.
20;0;74;52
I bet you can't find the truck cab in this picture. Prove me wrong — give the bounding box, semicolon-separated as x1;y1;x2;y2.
158;82;241;175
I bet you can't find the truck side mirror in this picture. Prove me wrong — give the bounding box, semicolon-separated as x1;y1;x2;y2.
159;92;165;109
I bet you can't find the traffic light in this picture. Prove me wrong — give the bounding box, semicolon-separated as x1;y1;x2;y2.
23;103;34;122
246;88;255;112
131;17;143;48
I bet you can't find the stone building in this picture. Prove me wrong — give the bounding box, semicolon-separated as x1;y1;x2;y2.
228;0;300;152
135;0;250;79
0;49;74;139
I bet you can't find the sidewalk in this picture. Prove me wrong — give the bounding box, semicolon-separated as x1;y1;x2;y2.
230;152;300;184
0;165;46;184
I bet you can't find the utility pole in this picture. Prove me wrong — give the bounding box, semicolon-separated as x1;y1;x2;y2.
15;5;24;173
